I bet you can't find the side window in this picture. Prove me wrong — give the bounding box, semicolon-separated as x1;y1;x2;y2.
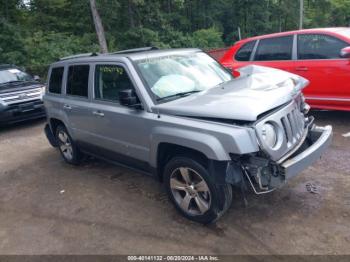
235;41;256;61
94;64;134;102
298;34;348;59
66;65;89;97
48;67;64;94
254;36;293;61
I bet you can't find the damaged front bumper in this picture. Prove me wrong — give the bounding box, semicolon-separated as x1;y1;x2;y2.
281;125;332;179
235;124;333;194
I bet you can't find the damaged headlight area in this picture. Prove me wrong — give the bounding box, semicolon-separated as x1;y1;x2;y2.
227;153;283;194
241;155;283;194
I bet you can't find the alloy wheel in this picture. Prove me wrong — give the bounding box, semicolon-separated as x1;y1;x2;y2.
58;130;73;161
170;167;211;215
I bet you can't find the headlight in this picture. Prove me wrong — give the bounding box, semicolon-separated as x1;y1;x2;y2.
40;85;46;99
261;123;277;148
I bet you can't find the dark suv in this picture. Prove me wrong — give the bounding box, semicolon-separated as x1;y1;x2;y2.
0;64;46;124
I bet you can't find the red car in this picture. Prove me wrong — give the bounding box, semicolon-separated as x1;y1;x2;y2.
220;28;350;111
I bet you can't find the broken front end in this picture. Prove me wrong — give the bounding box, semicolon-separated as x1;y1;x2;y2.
228;99;332;194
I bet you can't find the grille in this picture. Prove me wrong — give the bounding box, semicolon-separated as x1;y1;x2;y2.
0;87;43;105
280;108;305;147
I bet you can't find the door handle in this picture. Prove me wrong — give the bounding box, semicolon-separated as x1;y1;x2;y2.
295;66;309;72
63;104;72;110
92;111;104;117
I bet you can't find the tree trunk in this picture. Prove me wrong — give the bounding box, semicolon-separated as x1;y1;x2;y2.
90;0;108;53
128;0;135;28
167;0;172;13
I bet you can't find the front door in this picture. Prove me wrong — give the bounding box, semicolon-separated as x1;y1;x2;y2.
293;33;350;109
86;63;152;170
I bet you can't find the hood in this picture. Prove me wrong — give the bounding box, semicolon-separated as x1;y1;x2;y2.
152;65;309;121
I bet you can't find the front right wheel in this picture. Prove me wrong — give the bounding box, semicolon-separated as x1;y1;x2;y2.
164;157;232;224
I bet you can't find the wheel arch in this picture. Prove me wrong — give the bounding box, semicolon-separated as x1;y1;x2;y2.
150;127;230;168
156;142;211;181
49;118;65;135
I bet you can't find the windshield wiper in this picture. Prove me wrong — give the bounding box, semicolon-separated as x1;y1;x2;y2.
156;90;201;102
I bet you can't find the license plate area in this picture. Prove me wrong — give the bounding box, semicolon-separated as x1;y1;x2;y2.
19;102;35;112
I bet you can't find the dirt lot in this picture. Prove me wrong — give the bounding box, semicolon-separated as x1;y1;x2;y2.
0;111;349;255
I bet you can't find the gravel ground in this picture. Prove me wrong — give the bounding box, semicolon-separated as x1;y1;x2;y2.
0;110;349;255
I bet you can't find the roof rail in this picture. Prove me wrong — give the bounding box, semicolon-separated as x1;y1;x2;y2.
110;47;158;55
60;52;99;61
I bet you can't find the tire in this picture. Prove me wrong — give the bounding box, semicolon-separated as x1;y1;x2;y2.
164;156;232;224
55;125;81;165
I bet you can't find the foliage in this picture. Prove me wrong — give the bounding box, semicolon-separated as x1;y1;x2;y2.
24;31;99;76
190;28;224;49
0;0;350;78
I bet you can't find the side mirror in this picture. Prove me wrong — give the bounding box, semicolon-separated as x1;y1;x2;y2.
340;46;350;58
119;89;142;109
34;75;41;81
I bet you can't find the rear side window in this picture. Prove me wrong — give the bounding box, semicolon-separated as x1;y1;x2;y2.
94;64;134;102
254;36;293;61
48;67;64;94
298;34;348;59
235;41;256;61
66;65;89;97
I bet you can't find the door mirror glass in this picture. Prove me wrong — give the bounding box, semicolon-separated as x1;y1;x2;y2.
340;46;350;58
119;89;141;108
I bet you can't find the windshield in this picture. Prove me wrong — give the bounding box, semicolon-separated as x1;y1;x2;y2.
0;68;33;85
135;52;233;102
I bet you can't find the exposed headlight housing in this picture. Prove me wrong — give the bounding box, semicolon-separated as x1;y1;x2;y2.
261;123;278;148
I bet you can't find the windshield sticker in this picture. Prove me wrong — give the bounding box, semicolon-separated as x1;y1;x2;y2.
99;66;124;75
8;69;21;74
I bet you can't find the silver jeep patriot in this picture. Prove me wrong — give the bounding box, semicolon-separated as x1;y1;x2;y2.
44;47;333;223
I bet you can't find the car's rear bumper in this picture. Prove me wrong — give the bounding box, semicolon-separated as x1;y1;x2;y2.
0;100;45;125
281;125;333;179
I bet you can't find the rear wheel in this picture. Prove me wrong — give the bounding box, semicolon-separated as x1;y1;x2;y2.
164;157;232;224
56;125;81;165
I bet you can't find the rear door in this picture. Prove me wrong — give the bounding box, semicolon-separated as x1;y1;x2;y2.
63;64;94;143
230;40;257;74
250;35;295;73
293;33;350;108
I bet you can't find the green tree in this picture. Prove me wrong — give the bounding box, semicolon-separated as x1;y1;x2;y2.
1;0;350;78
